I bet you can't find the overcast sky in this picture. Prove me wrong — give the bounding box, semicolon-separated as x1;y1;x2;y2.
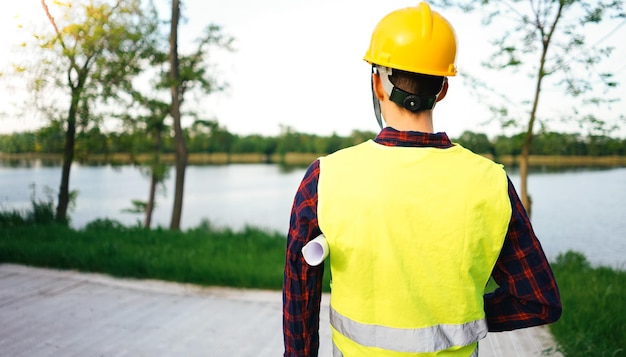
1;0;624;138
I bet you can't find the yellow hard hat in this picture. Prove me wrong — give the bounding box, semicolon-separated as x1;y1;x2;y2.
364;2;457;77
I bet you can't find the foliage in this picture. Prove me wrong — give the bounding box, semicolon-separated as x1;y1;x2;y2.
550;251;626;356
455;131;494;155
25;0;160;129
4;127;626;157
121;200;149;214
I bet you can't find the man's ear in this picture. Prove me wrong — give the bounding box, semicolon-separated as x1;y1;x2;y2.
436;78;449;102
372;72;386;101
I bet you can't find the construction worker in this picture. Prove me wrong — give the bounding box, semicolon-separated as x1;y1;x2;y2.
283;2;561;356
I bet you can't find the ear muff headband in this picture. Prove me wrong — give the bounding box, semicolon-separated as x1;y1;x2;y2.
389;87;437;112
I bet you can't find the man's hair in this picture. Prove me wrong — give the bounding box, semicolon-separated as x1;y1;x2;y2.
389;69;445;97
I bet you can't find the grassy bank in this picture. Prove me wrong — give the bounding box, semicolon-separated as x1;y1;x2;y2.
548;252;625;356
2;151;626;167
0;206;623;355
0;151;321;166
0;220;293;290
0;200;333;291
494;154;626;168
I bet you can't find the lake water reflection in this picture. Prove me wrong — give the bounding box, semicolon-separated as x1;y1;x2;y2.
1;161;624;268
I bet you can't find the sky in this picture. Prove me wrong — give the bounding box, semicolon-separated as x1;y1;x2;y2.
1;0;625;139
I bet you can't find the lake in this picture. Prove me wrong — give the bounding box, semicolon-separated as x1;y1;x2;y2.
1;161;625;268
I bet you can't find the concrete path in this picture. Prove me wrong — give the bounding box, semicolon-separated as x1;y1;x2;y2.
0;264;562;356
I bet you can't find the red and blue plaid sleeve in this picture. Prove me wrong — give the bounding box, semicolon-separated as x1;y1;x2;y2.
283;160;324;357
484;177;562;331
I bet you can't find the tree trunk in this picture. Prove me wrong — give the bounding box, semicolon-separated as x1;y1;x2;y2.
144;129;162;229
520;60;545;217
144;172;157;229
519;140;531;217
519;3;564;218
169;0;187;230
55;94;79;223
520;86;538;217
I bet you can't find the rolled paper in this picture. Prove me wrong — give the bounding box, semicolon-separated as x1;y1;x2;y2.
301;234;329;266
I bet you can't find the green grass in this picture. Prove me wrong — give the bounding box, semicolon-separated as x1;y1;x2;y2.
0;219;286;289
0;203;623;355
0;201;332;291
549;251;626;356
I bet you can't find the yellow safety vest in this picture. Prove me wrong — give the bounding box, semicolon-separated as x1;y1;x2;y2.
318;140;511;356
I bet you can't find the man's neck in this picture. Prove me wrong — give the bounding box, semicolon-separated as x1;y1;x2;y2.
385;112;434;133
380;95;436;133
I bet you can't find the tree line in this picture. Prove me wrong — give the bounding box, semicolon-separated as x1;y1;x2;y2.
2;125;625;158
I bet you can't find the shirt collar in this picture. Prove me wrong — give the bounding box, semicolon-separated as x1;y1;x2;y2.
374;127;454;149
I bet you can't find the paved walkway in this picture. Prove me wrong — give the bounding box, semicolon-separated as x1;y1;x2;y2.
0;264;562;356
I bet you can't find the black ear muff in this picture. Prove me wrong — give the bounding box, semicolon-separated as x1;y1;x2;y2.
389;87;437;112
403;95;421;112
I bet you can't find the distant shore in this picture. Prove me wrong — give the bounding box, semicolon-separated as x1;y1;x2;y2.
1;152;626;167
493;154;626;167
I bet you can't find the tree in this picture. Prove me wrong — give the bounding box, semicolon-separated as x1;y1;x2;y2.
167;1;234;230
433;0;625;213
27;0;159;223
168;0;185;230
455;131;494;155
119;95;170;229
493;133;525;158
139;102;169;229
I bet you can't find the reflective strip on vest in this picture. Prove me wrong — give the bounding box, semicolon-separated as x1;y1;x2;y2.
332;342;479;357
330;306;487;353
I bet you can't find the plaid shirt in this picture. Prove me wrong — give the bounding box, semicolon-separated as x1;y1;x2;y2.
282;127;562;357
